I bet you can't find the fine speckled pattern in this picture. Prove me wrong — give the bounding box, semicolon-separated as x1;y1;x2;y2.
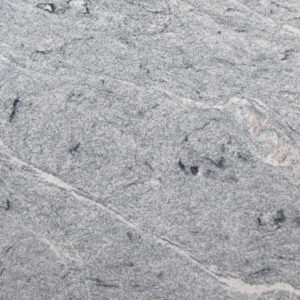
0;0;300;299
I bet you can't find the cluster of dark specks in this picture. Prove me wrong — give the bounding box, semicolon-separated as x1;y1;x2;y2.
257;209;288;228
256;209;300;236
36;1;90;14
178;155;226;176
178;160;199;176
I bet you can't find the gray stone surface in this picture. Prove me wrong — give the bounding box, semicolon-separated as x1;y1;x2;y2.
0;0;300;299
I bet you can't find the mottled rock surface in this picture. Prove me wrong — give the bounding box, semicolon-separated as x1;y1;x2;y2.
0;0;300;299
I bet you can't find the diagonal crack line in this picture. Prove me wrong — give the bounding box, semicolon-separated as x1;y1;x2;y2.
1;140;300;296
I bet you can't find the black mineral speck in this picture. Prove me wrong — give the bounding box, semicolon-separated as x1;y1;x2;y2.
9;98;20;122
257;217;263;226
1;199;10;211
69;143;80;155
190;166;199;175
178;160;186;171
36;3;56;13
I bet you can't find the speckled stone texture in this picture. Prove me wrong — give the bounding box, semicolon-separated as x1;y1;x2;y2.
0;0;300;299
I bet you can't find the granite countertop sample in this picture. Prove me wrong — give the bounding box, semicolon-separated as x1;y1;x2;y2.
0;0;300;299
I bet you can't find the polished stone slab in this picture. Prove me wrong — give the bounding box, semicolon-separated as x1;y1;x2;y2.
0;0;299;299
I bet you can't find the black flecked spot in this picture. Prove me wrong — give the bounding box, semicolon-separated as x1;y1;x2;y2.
1;199;10;211
90;278;119;288
83;4;89;14
190;166;198;175
69;143;80;155
178;160;186;171
257;217;263;226
237;152;249;161
9;98;20;122
5;199;10;210
36;3;56;13
126;232;133;242
215;156;225;168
